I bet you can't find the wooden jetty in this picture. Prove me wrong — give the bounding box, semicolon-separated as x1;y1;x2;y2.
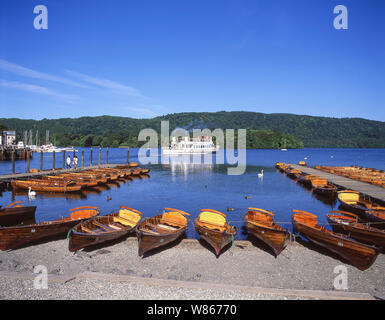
286;164;385;204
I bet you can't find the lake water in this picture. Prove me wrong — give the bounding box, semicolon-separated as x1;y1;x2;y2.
1;148;385;240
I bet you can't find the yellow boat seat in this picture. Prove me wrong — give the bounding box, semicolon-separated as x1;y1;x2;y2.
113;209;141;227
198;211;226;230
160;211;187;227
338;192;359;204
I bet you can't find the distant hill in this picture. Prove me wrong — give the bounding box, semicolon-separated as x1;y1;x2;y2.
1;111;385;148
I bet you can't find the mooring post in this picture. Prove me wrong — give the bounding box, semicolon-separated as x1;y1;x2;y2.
40;150;43;171
53;151;56;170
98;148;101;167
90;148;93;167
81;150;84;168
26;150;30;173
106;147;109;164
12;151;15;174
62;151;66;169
126;148;129;164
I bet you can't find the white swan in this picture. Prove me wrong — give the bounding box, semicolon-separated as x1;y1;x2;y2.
28;187;36;197
257;169;264;178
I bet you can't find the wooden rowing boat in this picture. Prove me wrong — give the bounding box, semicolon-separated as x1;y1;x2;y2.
136;208;190;256
69;206;142;252
0;201;36;227
11;179;83;193
65;172;108;184
292;209;378;270
42;175;99;188
0;206;99;251
327;211;385;248
244;207;289;256
337;190;385;216
297;174;320;188
286;169;302;179
87;169;119;181
363;209;385;228
311;179;337;198
195;209;236;256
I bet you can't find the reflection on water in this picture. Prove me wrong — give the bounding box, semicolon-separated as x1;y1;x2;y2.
162;156;214;181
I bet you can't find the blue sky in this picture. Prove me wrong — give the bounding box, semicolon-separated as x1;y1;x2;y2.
0;0;384;120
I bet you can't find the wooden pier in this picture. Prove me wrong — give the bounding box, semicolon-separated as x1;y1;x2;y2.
288;164;385;204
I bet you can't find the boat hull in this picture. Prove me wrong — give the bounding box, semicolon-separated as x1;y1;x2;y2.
0;218;91;250
136;215;186;256
0;206;37;227
293;219;378;271
69;214;135;252
195;223;235;256
245;221;289;256
327;216;385;248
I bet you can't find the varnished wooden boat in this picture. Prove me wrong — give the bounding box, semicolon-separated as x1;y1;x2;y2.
88;169;119;181
286;169;302;179
337;190;385;216
292;209;378;271
69;206;142;252
42;175;99;188
297;174;320;188
0;201;37;227
11;179;82;193
136;208;190;256
327;211;385;248
364;209;385;228
66;172;108;184
244;207;289;256
195;209;236;256
311;179;337;198
0;206;99;250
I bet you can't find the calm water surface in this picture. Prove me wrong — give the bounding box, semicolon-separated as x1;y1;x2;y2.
1;148;384;240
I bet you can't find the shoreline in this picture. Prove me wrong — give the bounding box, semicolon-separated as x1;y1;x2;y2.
0;237;384;300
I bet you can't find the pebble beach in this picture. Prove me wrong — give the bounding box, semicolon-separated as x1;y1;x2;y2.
0;236;384;300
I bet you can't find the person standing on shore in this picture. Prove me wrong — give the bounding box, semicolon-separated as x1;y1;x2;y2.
66;155;71;169
73;155;78;169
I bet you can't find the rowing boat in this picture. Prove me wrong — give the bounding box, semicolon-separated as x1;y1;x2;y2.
69;206;142;252
42;175;99;188
195;209;236;256
136;208;189;256
292;209;378;270
311;179;337;198
337;190;385;216
0;206;99;250
327;211;385;248
364;209;385;228
244;207;289;256
11;179;83;193
0;201;36;227
297;175;320;188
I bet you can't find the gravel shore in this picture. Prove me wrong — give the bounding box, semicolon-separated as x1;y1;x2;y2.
0;236;384;300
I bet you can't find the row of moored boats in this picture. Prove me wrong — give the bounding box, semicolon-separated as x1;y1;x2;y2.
1;197;384;271
9;163;149;193
316;165;385;188
274;162;385;270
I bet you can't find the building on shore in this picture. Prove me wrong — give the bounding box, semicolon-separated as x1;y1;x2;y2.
0;130;33;161
1;131;16;147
